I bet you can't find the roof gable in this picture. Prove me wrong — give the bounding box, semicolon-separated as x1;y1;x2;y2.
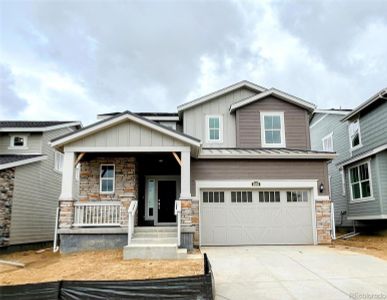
177;80;266;112
50;111;201;149
229;88;316;113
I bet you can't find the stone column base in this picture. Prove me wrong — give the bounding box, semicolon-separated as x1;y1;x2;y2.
59;199;75;228
315;199;332;244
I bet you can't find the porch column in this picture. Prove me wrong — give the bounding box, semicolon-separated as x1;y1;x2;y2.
180;150;191;199
59;151;75;228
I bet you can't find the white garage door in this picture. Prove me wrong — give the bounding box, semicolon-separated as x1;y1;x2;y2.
201;189;314;245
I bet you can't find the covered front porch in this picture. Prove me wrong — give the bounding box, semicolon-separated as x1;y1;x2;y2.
50;112;200;256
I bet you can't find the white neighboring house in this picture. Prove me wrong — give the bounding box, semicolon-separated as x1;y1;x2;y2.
0;121;81;248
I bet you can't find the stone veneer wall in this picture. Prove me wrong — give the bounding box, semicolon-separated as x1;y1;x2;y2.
0;168;15;247
59;157;138;228
315;199;332;244
189;198;332;246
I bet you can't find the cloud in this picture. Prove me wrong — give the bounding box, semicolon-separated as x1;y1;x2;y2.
0;0;386;124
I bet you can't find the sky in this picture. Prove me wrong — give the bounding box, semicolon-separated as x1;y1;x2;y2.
1;0;387;125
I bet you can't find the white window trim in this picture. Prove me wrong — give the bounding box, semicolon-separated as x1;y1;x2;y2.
100;164;115;194
260;111;286;148
54;150;64;173
348;118;363;152
340;169;346;196
205;115;223;143
322;132;334;152
9;134;29;149
348;160;374;203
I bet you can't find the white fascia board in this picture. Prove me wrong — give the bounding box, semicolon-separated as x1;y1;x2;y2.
0;122;82;132
229;88;316;113
313;109;351;115
337;144;387;167
197;153;336;160
145;116;180;121
64;146;191;153
177;81;266;112
0;155;47;170
51;114;200;148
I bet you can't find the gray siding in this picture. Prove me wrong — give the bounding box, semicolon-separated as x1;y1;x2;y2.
352;101;387;156
345;157;382;217
376;151;387;214
9;127;74;245
0;132;42;154
190;159;329;197
236;96;311;149
310;113;352;226
66;120;185;148
183;87;257;147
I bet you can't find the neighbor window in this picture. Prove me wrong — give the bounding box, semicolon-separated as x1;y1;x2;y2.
322;133;334;152
9;135;28;148
100;164;115;193
349;161;372;201
54;151;64;172
348;118;361;149
206;115;223;143
203;191;224;203
260;112;285;147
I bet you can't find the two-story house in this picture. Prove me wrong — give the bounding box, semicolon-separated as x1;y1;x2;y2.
0;121;81;249
50;81;335;258
310;109;353;228
336;88;387;223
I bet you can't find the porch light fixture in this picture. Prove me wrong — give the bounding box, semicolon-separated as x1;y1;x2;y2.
319;183;324;193
158;159;164;163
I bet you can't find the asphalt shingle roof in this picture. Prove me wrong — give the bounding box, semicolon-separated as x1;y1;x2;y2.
0;154;44;165
0;121;77;128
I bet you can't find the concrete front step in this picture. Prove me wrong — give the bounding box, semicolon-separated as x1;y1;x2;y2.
134;226;177;232
133;232;177;238
131;237;177;244
123;243;187;260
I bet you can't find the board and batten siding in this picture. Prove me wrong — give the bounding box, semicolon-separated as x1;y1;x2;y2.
352;101;387;157
0;132;42;154
236;96;311;149
190;159;329;197
66;120;185;149
9;127;75;245
182;87;258;148
310;113;352;226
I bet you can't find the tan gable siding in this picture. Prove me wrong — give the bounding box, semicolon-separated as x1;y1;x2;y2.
236;96;311;149
66;120;185;148
183;87;258;147
190;159;329;197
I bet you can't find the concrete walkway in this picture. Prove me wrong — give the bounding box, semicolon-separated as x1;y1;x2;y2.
202;246;387;300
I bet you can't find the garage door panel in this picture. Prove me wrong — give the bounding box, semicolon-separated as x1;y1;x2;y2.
201;189;314;245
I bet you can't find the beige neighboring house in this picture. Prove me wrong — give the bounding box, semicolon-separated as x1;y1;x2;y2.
51;81;336;259
0;121;81;249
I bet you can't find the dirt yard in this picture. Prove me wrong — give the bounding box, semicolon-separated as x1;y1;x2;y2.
332;232;387;261
0;249;203;286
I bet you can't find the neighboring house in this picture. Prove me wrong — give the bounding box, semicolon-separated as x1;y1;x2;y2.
0;121;81;248
336;88;387;222
50;81;335;258
310;109;353;227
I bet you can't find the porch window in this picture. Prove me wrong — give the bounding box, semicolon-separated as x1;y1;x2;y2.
100;164;115;193
349;161;372;201
260;112;285;147
54;151;64;172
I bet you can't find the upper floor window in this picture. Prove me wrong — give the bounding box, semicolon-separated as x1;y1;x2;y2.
54;151;64;172
348;118;361;149
206;115;223;143
100;164;115;194
322;133;333;151
9;135;28;149
349;161;372;201
260;112;285;148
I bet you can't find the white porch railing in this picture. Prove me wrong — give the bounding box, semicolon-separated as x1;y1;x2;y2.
175;200;181;246
73;201;121;227
127;200;138;244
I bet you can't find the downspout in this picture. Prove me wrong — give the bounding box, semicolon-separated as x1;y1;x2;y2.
53;207;60;253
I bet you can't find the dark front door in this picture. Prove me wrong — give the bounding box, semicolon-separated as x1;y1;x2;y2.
157;180;177;223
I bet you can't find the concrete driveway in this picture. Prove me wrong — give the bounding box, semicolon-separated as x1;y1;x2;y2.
202;246;387;300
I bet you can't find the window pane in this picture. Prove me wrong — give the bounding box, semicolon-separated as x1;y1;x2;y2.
209;192;213;203
292;192;297;202
272;116;281;129
14;137;24;146
147;180;156;212
259;192;264;202
287;192;291;202
302;191;308;202
264;116;272;129
213;192;219;203
231;192;236;203
275;192;280;202
242;192;247;203
106;180;113;192
350;168;359;183
265;130;274;143
101;166;114;178
264;192;270;202
248;192;252;203
359;164;369;180
210;129;219;140
361;182;371;198
352;183;361;199
237;192;241;203
203;192;208;203
270;192;274;202
272;131;281;144
297;192;302;202
352;133;360;147
220;192;224;203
